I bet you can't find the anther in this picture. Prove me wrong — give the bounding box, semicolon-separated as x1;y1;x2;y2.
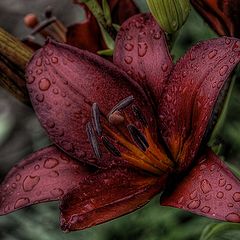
102;136;121;157
109;95;134;115
92;103;102;136
86;122;101;159
127;124;149;151
132;105;148;127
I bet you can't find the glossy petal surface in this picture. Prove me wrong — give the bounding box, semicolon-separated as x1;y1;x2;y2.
158;37;240;169
66;9;104;53
0;146;92;215
114;13;172;102
191;0;240;37
60;167;165;231
26;40;158;169
161;148;240;222
108;0;139;24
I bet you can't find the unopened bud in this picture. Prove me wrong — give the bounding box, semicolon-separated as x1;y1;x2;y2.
24;13;39;28
147;0;191;33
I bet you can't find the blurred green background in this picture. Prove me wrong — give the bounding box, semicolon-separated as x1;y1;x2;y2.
0;0;240;239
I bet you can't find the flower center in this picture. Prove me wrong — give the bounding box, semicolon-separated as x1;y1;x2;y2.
86;96;174;175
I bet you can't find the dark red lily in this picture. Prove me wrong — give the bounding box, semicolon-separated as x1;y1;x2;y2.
191;0;240;37
1;13;240;232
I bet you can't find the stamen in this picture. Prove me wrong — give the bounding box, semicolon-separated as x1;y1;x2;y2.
86;122;101;159
132;105;148;127
108;111;125;125
92;103;102;136
127;124;149;151
109;95;134;115
102;136;121;157
45;6;53;18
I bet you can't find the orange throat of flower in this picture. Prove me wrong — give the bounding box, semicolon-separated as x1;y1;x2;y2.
86;96;174;175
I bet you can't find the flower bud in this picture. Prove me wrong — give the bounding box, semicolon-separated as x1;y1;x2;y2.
146;0;191;33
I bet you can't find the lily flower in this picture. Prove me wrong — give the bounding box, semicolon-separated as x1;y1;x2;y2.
191;0;240;37
1;13;240;232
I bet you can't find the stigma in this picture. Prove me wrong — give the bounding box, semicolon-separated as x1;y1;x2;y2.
86;96;174;175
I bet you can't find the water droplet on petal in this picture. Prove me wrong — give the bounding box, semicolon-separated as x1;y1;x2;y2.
153;31;161;39
225;213;240;222
225;184;232;191
124;56;133;64
233;192;240;202
51;57;58;63
208;50;217;59
219;65;229;76
216;191;224;199
200;179;212;194
188;200;201;209
23;175;40;191
218;178;226;187
138;42;148;57
201;206;211;213
39;78;51;91
14;198;30;209
124;43;134;51
36;94;44;102
16;174;21;181
27;75;35;84
50;188;64;197
161;63;168;72
44;158;59;169
36;58;42;66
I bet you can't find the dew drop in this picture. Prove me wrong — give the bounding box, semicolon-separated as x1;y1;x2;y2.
46;49;53;56
124;43;134;51
138;70;146;80
201;206;211;213
161;63;168;72
36;94;44;102
23;175;40;192
39;78;51;91
48;170;60;178
225;38;231;45
233;192;240;202
225;213;240;222
51;57;58;64
126;35;133;40
36;58;42;66
46;120;55;128
190;190;197;200
50;188;64;197
200;179;212;194
225;184;232;191
218;178;226;187
44;158;59;169
34;164;40;170
36;69;43;75
219;65;229;76
53;88;59;94
124;56;133;64
14;198;30;209
208;50;217;59
153;31;161;39
11;183;17;189
216;191;224;199
16;174;21;181
187;200;201;209
27;75;36;84
62;141;74;152
138;42;148;57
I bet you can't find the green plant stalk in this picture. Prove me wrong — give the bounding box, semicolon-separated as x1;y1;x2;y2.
0;27;33;105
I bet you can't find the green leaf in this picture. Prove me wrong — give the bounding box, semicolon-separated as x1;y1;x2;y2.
102;0;112;25
200;223;240;240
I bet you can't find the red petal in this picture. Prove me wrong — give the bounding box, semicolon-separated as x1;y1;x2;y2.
161;148;240;223
26;40;158;169
108;0;140;24
158;37;240;169
0;146;93;215
60;167;165;231
114;13;173;102
66;7;104;53
191;0;240;37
